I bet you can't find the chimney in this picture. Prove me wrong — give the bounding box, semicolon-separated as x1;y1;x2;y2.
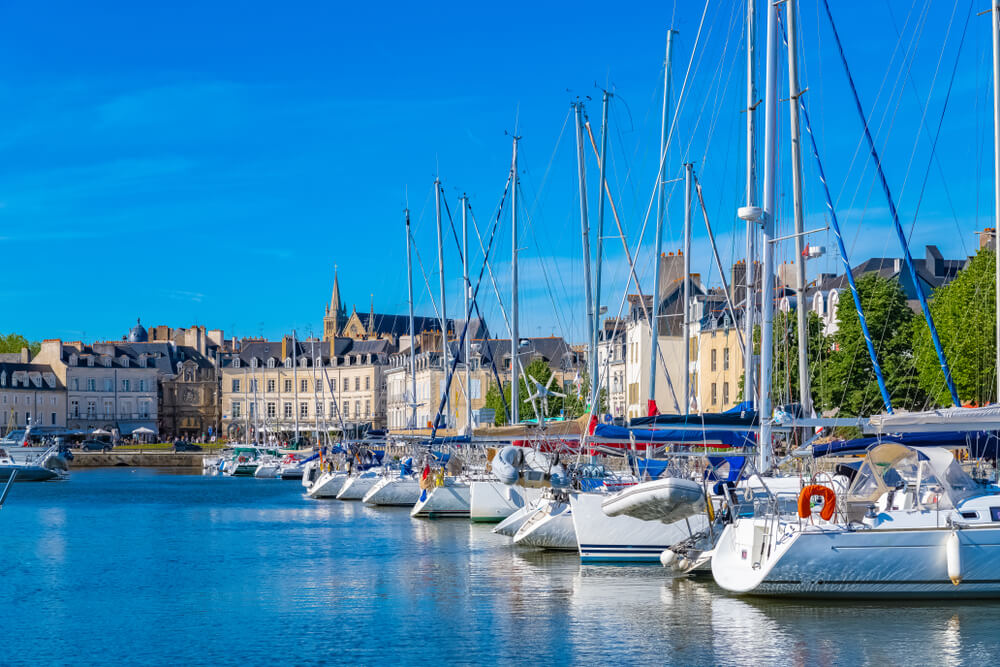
925;245;944;277
20;347;30;363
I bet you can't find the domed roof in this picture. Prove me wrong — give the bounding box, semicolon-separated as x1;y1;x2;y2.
128;318;148;343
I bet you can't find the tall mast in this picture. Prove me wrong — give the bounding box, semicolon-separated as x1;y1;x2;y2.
994;0;1000;403
758;0;779;471
292;329;299;441
786;0;811;430
682;162;693;414
591;91;610;412
462;195;472;434
743;0;758;409
510;137;520;425
405;209;417;429
312;343;320;444
648;29;677;415
574;102;595;412
435;178;449;428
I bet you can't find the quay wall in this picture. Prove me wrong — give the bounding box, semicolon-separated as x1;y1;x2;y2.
71;452;207;468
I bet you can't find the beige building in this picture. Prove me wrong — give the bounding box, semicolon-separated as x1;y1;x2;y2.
220;336;391;441
695;316;744;412
0;352;66;432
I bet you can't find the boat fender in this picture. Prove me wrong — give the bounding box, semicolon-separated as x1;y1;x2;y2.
798;485;836;521
946;531;962;585
660;549;677;569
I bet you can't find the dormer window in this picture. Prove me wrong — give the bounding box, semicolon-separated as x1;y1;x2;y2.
87;357;94;367
102;356;111;368
69;354;78;366
0;372;5;386
299;357;307;368
233;358;241;368
121;357;129;368
251;358;259;369
284;358;292;369
43;373;55;388
267;358;275;369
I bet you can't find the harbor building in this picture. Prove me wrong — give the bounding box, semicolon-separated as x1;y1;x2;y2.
0;348;66;431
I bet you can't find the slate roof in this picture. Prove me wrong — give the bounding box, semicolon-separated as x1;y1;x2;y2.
0;362;63;390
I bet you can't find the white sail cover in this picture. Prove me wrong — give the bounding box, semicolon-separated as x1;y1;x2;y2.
868;405;1000;433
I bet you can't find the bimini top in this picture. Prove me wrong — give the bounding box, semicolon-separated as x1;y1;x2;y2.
846;442;981;508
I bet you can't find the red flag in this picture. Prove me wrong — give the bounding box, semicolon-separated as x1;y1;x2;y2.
421;464;430;481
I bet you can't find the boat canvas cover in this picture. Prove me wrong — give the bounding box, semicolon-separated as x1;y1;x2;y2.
813;431;999;459
869;405;1000;433
592;423;754;448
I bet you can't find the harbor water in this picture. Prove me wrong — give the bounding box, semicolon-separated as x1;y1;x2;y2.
5;468;999;665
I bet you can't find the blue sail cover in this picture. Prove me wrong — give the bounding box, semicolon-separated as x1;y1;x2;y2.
628;455;673;480
813;431;1000;459
593;423;755;448
423;436;472;446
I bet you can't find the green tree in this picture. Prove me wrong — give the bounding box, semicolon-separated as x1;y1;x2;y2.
817;273;922;416
0;333;40;358
481;359;605;424
913;247;996;406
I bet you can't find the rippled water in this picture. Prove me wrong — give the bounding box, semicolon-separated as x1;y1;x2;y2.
3;468;999;665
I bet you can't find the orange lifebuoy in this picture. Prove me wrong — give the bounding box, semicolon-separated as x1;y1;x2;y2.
798;484;836;521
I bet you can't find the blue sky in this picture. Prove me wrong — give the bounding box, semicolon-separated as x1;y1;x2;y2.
0;1;993;345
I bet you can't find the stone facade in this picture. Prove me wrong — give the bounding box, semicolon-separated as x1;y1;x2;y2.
0;357;66;432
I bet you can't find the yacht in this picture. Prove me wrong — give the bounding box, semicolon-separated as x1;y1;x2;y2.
711;442;1000;598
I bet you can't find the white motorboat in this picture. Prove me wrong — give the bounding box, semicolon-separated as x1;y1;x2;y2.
711;443;1000;598
411;476;471;518
493;498;544;537
0;446;66;482
362;474;422;506
512;490;577;550
571;491;708;563
470;479;544;523
254;457;282;479
301;458;322;488
307;470;350;499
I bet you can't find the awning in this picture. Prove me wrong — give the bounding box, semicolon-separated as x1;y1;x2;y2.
118;421;159;436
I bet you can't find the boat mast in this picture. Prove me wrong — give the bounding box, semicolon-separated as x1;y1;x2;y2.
292;329;299;442
786;0;811;432
682;162;693;414
758;0;779;471
648;29;677;415
510;137;520;425
574;102;595;413
994;0;1000;404
435;178;449;429
405;209;417;430
591;91;610;413
743;0;758;409
462;195;472;434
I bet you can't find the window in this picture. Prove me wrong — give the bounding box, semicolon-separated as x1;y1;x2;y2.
72;378;79;391
300;379;308;393
25;410;30;424
233;358;240;368
70;400;79;418
723;348;730;371
232;379;241;393
266;379;275;393
139;379;147;392
284;379;292;392
87;378;96;392
283;402;292;418
365;400;370;417
0;372;4;387
87;401;96;418
711;382;717;405
330;402;337;417
267;358;275;369
249;379;258;393
50;412;56;426
330;378;337;392
139;401;150;418
300;402;308;418
248;402;255;417
723;382;730;406
316;402;323;416
232;402;241;418
365;376;370;391
343;402;350;418
354;400;360;418
354;377;360;392
711;349;717;372
104;401;113;418
266;402;276;418
103;378;112;392
121;379;130;392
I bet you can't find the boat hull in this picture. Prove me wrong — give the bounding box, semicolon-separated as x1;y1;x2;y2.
0;465;60;482
712;520;1000;598
362;476;421;506
307;472;349;498
513;496;577;550
411;480;471;518
470;480;543;523
571;492;707;563
336;472;380;500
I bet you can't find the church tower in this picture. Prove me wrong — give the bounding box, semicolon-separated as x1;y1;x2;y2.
323;268;347;341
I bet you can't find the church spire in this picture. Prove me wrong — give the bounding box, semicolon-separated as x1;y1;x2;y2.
323;265;348;342
330;265;345;319
368;293;375;337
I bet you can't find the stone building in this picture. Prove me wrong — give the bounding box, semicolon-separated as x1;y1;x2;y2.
219;335;392;441
0;349;66;432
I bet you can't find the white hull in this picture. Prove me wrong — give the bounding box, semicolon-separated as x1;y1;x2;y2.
493;501;542;537
362;476;421;506
410;479;470;518
713;519;1000;598
336;471;381;500
570;492;707;563
513;496;577;550
470;480;544;523
307;471;349;499
254;463;281;478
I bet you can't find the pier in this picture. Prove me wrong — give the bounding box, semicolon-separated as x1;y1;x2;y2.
70;451;208;468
